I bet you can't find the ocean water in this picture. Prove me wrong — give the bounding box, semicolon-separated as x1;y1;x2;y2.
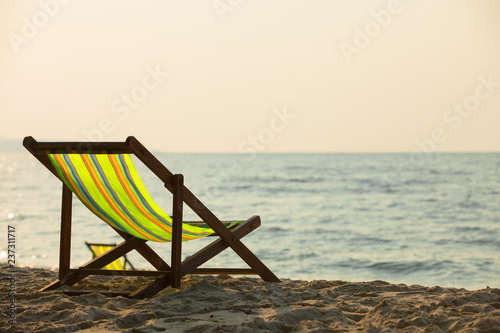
1;151;499;290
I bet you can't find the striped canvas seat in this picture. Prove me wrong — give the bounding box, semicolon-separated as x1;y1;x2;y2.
48;154;238;242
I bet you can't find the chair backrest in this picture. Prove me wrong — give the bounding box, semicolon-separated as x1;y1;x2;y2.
47;153;220;242
23;136;238;243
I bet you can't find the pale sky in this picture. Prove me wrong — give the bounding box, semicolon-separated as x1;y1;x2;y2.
1;0;499;152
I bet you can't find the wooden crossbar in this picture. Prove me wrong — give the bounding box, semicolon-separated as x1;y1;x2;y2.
27;139;134;153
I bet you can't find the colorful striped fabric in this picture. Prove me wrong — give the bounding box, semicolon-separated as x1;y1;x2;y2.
88;244;127;270
47;154;238;242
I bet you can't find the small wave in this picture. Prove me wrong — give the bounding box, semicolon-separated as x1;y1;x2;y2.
231;184;252;191
457;237;500;247
402;178;439;186
351;235;392;245
458;200;483;209
266;227;290;233
367;260;454;274
452;226;488;233
333;258;457;275
312;227;349;235
260;185;323;195
296;252;318;259
288;176;326;183
335;258;371;268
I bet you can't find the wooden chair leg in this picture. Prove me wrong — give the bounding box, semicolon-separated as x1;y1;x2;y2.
59;184;72;280
171;174;184;288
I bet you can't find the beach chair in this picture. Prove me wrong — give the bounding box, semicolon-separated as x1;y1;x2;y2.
85;242;135;270
24;136;279;298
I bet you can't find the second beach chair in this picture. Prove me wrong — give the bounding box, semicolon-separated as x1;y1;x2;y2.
85;242;135;271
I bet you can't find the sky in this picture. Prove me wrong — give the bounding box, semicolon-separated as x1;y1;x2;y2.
0;0;499;152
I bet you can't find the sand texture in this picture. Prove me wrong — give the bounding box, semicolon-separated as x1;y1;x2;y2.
1;266;500;332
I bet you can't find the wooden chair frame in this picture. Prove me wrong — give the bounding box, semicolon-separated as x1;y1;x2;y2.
23;136;279;298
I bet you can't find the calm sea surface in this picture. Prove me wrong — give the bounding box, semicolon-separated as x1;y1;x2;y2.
1;151;499;290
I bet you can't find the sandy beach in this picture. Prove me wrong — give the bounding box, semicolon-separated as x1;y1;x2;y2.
1;266;500;332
